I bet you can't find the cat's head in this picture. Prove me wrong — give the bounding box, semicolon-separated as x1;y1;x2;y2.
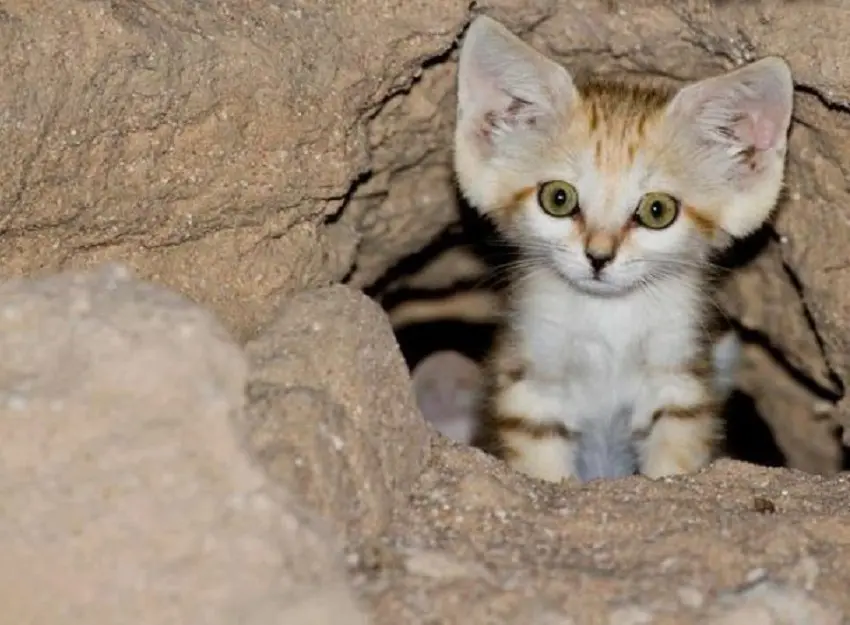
454;16;794;297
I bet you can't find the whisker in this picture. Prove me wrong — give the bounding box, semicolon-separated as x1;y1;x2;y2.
636;267;733;334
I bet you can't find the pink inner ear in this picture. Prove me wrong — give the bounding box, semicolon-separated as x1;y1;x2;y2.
752;113;779;151
737;102;785;151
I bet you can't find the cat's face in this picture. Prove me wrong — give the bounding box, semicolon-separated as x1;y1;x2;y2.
454;16;794;297
510;90;714;296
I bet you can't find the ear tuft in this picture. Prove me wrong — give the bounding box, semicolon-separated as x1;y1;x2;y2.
666;56;794;239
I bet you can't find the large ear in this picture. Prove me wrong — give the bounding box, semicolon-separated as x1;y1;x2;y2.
454;16;577;212
664;57;794;240
410;350;483;445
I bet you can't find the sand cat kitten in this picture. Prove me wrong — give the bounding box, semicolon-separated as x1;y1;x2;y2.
451;16;794;482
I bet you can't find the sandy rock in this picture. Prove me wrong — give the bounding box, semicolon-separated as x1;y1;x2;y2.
735;342;842;474
242;284;434;541
0;0;471;339
707;580;843;625
353;453;850;625
0;265;366;625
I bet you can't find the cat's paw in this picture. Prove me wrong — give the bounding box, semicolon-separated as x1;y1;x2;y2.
638;404;721;479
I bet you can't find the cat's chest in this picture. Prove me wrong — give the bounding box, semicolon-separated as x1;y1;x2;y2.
517;282;698;379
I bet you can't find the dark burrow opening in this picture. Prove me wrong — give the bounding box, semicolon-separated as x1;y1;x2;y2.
367;189;850;474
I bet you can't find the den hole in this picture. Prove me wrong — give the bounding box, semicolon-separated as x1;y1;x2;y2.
366;187;850;474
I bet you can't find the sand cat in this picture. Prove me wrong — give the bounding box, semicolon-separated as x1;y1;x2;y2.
413;15;793;483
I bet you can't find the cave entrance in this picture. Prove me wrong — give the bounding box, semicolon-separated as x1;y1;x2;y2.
347;9;849;478
365;198;504;371
365;191;847;475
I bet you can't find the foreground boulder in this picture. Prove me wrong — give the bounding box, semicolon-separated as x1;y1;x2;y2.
0;265;366;624
242;284;435;542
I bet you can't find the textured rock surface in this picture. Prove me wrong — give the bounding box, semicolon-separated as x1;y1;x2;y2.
3;0;850;623
352;449;850;625
242;284;434;542
0;265;367;624
0;0;470;339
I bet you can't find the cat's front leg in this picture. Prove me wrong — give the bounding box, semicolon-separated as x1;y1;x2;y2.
477;376;580;483
639;403;722;478
634;373;723;479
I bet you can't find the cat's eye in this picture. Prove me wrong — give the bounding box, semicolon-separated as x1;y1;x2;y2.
634;192;680;230
537;180;579;218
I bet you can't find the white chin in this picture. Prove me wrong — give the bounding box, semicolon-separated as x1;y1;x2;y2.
562;274;636;297
549;261;639;297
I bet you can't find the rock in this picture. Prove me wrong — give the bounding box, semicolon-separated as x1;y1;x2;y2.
0;0;470;339
735;342;842;474
354;455;850;625
0;265;366;624
242;284;434;541
708;580;843;625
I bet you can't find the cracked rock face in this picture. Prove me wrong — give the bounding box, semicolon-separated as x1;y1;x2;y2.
2;0;850;623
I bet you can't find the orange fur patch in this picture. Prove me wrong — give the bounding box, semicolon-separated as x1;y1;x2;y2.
494;186;536;223
584;230;617;258
587;101;599;132
571;77;676;173
584;226;631;259
636;113;649;138
571;211;587;237
683;205;717;237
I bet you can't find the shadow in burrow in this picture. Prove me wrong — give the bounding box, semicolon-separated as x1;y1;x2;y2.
366;186;850;473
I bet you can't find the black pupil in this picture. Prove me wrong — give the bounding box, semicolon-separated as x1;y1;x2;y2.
552;188;567;206
650;201;664;218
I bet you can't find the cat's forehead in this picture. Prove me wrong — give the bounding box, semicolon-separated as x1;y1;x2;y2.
568;78;676;173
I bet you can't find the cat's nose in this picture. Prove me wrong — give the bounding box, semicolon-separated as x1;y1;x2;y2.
585;250;614;273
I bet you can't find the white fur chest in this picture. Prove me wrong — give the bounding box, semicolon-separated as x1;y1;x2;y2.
509;270;704;430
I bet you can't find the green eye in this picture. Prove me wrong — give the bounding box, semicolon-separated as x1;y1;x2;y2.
634;192;680;229
537;180;579;218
